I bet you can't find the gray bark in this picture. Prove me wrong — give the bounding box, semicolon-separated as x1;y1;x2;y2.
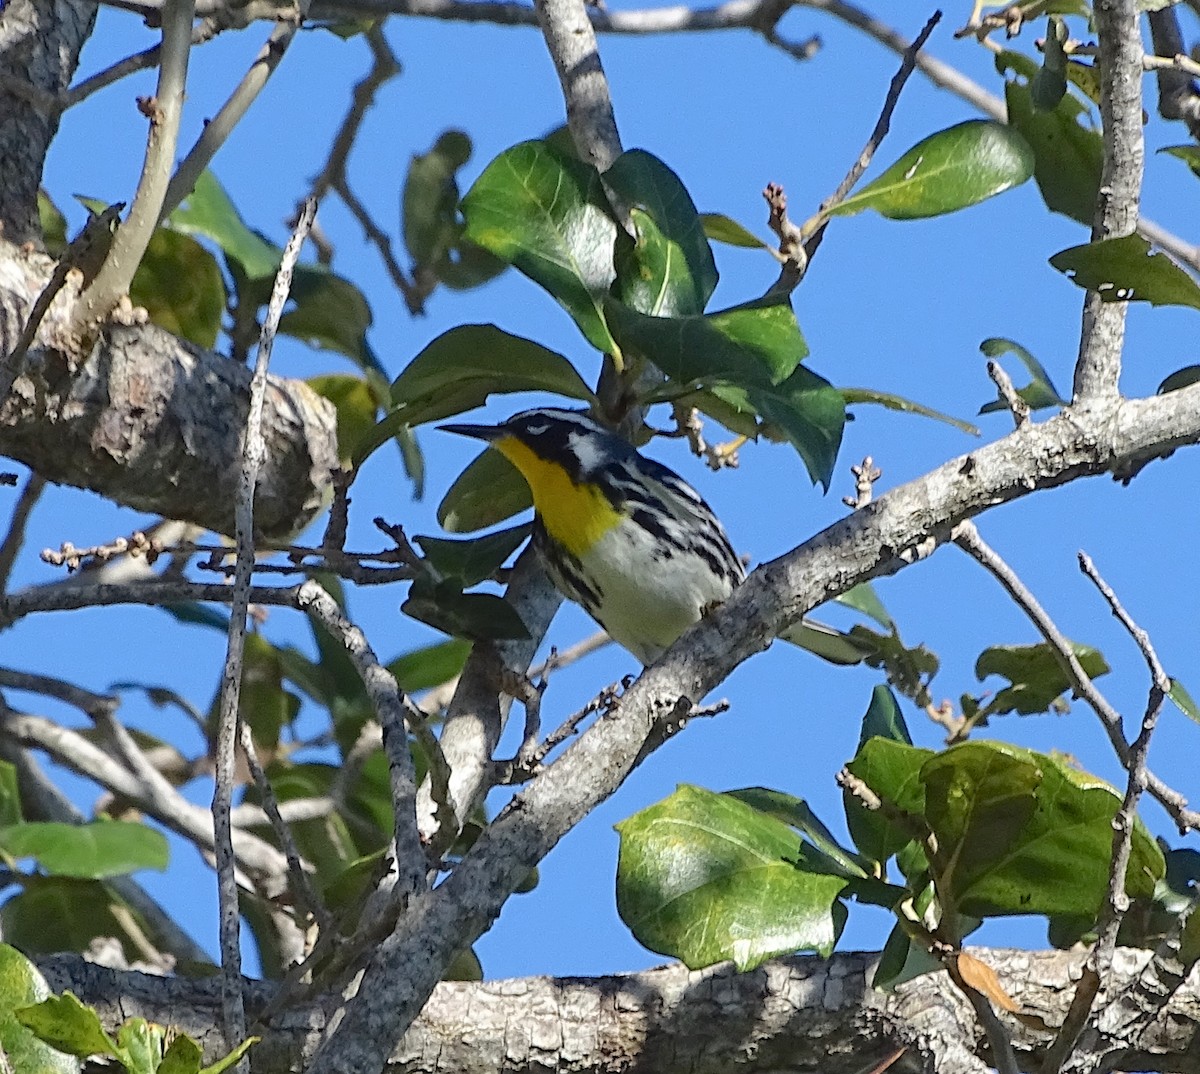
34;948;1200;1073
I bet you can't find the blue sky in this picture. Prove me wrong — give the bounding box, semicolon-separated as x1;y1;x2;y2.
9;4;1200;979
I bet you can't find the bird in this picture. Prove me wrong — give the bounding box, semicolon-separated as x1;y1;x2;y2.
440;408;745;664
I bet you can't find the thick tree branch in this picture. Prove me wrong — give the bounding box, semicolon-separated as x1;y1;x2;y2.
33;947;1200;1073
0;244;339;538
0;0;95;244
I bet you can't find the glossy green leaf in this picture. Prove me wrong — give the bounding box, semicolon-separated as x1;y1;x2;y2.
389;324;595;426
307;374;380;464
130;227;226;349
437;447;532;533
403;580;530;642
14;992;117;1062
699;212;770;249
780;619;877;665
1169;678;1200;726
115;1018;161;1074
747;365;845;489
0;759;21;827
842;386;981;436
978;337;1067;414
0;821;168;879
462;140;620;354
235;633;301;750
1000;53;1101;224
1159;144;1200;179
922;742;1164;917
415;522;532;587
828;121;1033;220
0;943;81;1074
615;297;806;391
723;787;870;879
388;638;472;694
606;149;718;316
169;169;279;280
616;785;848;970
1031;16;1069;112
975;641;1109;716
1050;233;1200;311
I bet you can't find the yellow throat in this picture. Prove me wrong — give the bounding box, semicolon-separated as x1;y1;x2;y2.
495;437;623;557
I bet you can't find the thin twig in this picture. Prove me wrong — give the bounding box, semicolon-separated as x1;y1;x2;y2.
768;9;940;291
986;360;1030;427
236;719;331;936
295;578;431;895
212;198;315;1059
1081;551;1171;973
0;474;45;594
952;522;1200;832
73;0;195;332
160;9;311;222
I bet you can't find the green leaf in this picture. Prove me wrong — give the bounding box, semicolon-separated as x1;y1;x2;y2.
780;619;877;666
922;742;1164;917
130;227;226;349
1169;678;1200;726
615;297;806;390
388;324;595;427
828;121;1033;220
746;366;845;490
616;785;847;970
402;580;530;642
159;602;230;632
1000;54;1101;224
403;130;505;292
844;737;932;866
975;641;1108;716
606;149;718;316
280;266;381;373
235;633;301;750
847;625;939;706
835;582;893;630
0;759;22;827
14;992;118;1061
0;821;168;879
307;374;381;464
158;1033;204;1074
699;212;770;249
1159;144;1200;179
115;1018;162;1074
0;879;139;957
1049;233;1200;311
723;787;870;879
414;523;532;587
462;140;620;354
38;190;69;258
1031;16;1069;112
978;337;1067;414
387;639;472;694
169;170;279;280
843;386;981;436
857;685;912;752
1159;366;1200;394
437;448;532;533
0;943;81;1074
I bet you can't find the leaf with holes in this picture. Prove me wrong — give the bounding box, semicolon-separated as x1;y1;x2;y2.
1050;234;1200;311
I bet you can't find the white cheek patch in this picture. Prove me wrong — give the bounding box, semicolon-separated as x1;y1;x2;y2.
568;429;605;474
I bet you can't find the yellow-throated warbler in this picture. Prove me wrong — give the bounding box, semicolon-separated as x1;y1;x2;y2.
441;408;745;664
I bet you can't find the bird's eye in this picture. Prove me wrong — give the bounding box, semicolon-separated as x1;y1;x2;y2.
523;422;549;436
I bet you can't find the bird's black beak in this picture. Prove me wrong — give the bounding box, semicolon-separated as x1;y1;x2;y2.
439;422;505;443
